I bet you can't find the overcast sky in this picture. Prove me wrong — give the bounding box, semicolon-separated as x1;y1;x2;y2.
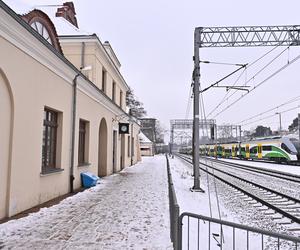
5;0;300;138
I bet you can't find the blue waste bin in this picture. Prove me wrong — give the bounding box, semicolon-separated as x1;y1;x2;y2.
81;172;99;188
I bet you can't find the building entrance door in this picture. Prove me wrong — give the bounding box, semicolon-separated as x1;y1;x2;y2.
113;130;117;173
120;134;125;170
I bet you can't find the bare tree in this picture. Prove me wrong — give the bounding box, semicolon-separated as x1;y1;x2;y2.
126;88;147;119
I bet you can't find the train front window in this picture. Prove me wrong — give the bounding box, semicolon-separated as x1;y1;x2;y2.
281;143;297;154
290;138;300;153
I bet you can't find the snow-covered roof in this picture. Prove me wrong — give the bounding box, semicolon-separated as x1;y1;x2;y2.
139;132;152;143
2;0;33;15
35;6;92;36
2;0;92;36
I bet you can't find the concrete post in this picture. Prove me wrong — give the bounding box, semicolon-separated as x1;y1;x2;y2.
191;29;203;192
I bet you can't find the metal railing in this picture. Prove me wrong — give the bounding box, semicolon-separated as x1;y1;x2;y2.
166;154;180;249
178;212;300;250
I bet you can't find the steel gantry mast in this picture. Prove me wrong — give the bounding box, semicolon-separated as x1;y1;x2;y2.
192;25;300;191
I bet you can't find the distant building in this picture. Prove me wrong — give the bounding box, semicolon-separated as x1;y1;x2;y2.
139;132;154;156
0;1;140;219
139;118;156;151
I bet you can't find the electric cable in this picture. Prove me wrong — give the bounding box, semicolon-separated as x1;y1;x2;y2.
206;44;284;118
200;60;245;66
212;168;225;244
210;46;289;118
200;85;224;244
207;68;247;117
240;105;300;126
185;81;193;119
236;95;300;124
212;51;300;119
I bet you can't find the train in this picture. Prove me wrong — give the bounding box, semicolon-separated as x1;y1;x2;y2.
180;135;300;163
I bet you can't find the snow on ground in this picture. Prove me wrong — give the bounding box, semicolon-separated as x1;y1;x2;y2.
169;156;297;249
0;156;172;250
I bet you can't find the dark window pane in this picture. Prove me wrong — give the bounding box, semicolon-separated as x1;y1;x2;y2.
78;120;86;164
42;109;58;171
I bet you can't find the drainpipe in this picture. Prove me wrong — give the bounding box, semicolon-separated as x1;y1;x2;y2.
81;42;85;69
70;43;87;193
70;73;79;193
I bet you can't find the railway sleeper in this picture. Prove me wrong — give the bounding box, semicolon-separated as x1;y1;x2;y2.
282;208;300;213
248;200;259;205
264;210;276;215
270;214;284;220
288;213;300;218
285;204;300;209
273;201;296;206
253;203;264;207
263;198;284;202
257;206;269;211
274;217;293;225
264;199;291;204
263;196;286;201
286;224;300;231
263;193;279;198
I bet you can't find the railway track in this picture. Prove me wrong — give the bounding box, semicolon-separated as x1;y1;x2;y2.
213;155;300;166
203;157;300;184
177;153;300;231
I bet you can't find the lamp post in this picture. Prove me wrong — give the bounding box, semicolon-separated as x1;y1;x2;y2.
275;112;282;134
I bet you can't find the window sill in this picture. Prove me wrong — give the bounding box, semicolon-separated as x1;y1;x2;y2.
78;162;91;168
40;168;64;176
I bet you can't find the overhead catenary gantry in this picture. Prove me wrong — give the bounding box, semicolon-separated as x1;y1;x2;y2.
170;119;216;153
192;25;300;191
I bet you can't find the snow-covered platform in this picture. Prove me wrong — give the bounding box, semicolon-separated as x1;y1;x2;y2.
0;156;172;249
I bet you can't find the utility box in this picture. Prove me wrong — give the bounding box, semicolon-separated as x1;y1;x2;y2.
81;172;99;188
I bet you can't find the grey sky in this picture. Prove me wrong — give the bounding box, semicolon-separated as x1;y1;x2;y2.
6;0;300;137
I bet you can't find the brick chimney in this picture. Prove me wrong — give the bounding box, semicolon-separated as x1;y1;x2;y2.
56;2;78;28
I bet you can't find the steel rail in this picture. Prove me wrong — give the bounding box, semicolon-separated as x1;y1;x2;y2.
177;153;300;225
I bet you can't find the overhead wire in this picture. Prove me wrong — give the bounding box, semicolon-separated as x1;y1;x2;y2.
185;81;193;119
212;49;300;119
200;60;245;66
240;104;300;126
199;85;213;218
236;95;300;124
206;44;283;118
201;89;225;244
210;46;289;118
207;68;247;117
199;83;224;244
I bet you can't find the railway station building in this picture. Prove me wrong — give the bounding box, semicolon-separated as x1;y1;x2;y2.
0;1;141;220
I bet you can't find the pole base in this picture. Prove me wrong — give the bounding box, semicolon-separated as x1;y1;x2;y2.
190;187;205;193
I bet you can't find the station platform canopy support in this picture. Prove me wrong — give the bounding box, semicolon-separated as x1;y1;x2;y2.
192;25;300;191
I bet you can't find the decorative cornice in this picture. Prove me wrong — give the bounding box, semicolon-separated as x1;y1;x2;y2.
59;35;130;91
